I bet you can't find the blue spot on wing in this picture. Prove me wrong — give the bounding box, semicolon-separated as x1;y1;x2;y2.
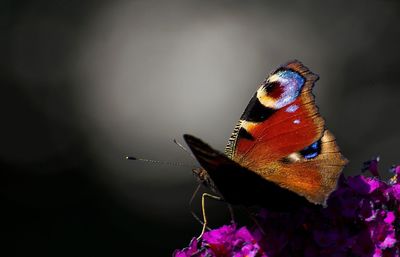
304;151;318;159
300;141;321;160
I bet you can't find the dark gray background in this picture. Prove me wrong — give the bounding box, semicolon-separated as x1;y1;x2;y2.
2;0;399;256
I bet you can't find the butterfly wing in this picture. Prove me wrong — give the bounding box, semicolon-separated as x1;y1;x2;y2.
183;134;310;210
224;60;347;204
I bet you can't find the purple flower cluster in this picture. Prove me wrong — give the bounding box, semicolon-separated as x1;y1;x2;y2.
173;224;267;257
174;160;400;257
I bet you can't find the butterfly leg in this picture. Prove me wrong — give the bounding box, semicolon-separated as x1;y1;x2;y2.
227;203;235;224
245;208;266;236
198;193;223;240
189;184;208;227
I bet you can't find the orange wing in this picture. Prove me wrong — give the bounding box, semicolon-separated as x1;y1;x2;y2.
224;60;347;204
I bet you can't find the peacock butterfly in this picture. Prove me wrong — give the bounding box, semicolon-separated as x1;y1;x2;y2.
184;60;348;210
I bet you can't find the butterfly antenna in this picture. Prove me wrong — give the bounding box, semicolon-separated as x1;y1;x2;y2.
173;138;197;162
125;156;193;167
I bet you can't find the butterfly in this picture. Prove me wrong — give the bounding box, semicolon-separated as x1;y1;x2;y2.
184;60;348;211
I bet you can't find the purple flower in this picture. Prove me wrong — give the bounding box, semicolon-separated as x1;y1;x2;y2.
348;175;382;195
362;156;381;177
174;160;400;256
389;165;400;185
388;185;400;201
173;224;268;257
173;238;208;257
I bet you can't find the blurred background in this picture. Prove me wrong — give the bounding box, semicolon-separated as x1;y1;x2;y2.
1;0;399;256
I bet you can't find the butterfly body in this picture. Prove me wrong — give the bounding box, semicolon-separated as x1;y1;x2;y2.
185;60;347;209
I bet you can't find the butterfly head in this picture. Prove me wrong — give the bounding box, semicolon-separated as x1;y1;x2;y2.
192;167;218;192
192;167;208;184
